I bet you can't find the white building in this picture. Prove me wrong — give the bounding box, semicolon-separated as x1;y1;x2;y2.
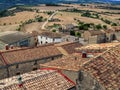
38;31;64;45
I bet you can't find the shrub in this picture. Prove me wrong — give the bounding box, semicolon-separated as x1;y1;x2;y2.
95;24;102;30
52;29;56;32
111;23;117;26
103;25;107;30
70;30;75;36
76;32;81;37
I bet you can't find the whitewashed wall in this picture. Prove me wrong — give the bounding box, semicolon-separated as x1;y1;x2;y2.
38;36;62;45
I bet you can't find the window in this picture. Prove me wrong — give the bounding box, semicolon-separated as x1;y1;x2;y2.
46;37;47;40
53;38;55;42
41;41;43;44
34;61;37;65
52;57;54;60
16;72;20;75
33;68;37;71
16;64;19;69
46;41;48;44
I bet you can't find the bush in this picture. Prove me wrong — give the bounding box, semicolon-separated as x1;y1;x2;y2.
3;23;6;25
111;23;117;26
103;19;111;24
95;24;102;30
103;25;107;30
52;29;56;32
70;30;75;36
76;32;81;37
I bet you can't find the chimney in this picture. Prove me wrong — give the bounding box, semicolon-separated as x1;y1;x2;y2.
82;51;87;58
5;44;9;50
10;45;14;49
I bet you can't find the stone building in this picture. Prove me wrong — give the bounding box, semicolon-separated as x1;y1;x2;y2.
79;44;120;90
0;44;63;79
0;68;75;90
83;30;106;44
0;31;35;50
41;43;120;90
55;42;83;56
76;42;120;53
40;53;101;83
37;31;64;45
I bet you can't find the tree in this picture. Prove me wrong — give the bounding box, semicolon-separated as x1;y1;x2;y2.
52;29;56;32
95;24;102;30
76;32;81;37
70;30;75;36
111;23;117;26
103;25;107;30
3;23;6;25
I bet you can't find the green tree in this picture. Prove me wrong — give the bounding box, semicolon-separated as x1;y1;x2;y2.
103;25;107;30
76;32;81;37
111;23;117;26
52;29;56;32
96;24;102;30
70;30;75;36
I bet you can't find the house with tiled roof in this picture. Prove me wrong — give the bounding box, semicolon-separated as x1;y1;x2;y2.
0;58;8;80
41;43;120;90
83;30;106;44
55;42;83;55
76;42;120;53
0;68;75;90
0;44;63;79
40;53;101;83
77;44;120;90
0;31;35;50
38;31;64;45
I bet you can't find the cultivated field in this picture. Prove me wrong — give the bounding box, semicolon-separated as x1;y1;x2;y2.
0;11;49;25
31;5;74;11
22;22;44;33
47;12;111;28
0;24;19;32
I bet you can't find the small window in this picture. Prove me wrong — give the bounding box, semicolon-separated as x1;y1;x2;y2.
16;72;20;75
41;41;43;44
33;68;37;71
16;64;19;69
46;41;48;44
34;61;37;65
53;38;55;42
52;57;54;60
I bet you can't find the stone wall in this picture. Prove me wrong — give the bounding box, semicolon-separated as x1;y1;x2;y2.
0;67;8;80
0;55;63;79
76;70;105;90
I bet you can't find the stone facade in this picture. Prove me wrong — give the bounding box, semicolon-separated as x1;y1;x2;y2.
76;71;105;90
0;55;62;80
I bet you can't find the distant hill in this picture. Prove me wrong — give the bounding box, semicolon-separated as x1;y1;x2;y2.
0;0;120;10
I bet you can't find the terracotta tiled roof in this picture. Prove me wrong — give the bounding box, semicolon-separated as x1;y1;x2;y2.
41;53;101;71
0;59;5;67
89;30;105;36
55;42;83;55
0;69;75;90
112;26;120;32
39;31;64;38
76;43;120;53
0;31;32;44
82;44;120;90
0;44;62;65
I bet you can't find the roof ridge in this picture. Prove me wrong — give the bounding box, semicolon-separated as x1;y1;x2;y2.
81;44;120;70
1;43;55;53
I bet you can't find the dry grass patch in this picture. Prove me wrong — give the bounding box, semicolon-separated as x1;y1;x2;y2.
0;11;49;25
